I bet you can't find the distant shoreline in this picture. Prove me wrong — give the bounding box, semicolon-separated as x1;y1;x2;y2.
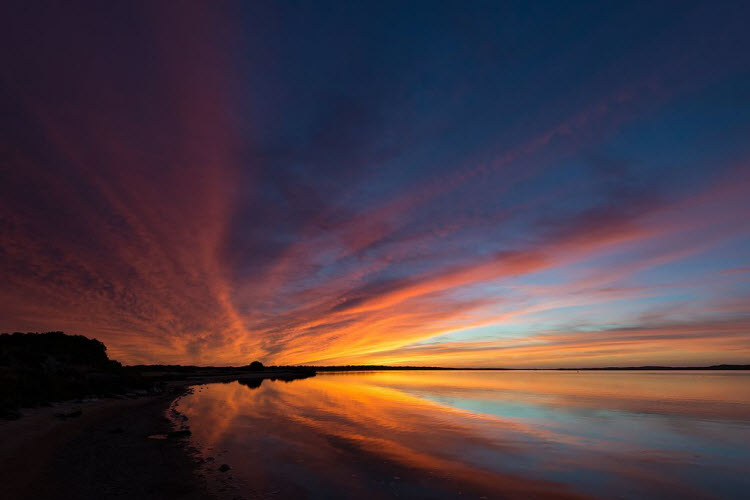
549;364;750;371
131;363;750;372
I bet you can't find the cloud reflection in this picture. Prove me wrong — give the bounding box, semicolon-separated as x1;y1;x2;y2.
176;371;750;499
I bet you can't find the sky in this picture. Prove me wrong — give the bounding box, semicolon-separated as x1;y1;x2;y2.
1;1;749;367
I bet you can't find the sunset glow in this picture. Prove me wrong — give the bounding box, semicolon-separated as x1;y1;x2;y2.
1;2;749;366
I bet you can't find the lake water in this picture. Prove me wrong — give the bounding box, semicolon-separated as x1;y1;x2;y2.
174;371;750;499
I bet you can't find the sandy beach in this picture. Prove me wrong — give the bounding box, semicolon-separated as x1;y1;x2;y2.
0;387;207;499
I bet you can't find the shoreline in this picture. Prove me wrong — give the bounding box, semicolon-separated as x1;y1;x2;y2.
0;372;310;500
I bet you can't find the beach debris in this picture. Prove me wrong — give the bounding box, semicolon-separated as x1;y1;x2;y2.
219;464;231;472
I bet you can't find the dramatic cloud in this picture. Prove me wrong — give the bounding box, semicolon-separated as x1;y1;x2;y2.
1;1;749;366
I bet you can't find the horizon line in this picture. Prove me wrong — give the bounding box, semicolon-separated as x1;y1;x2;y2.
125;363;750;370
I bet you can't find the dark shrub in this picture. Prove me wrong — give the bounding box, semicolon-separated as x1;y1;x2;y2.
0;331;145;414
247;360;264;371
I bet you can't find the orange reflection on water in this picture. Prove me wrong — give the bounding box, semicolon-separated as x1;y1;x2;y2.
176;371;750;499
362;370;750;420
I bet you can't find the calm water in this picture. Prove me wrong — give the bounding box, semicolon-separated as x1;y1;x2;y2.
175;371;750;499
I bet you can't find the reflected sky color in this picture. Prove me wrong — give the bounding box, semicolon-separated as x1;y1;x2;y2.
176;371;750;499
1;1;750;365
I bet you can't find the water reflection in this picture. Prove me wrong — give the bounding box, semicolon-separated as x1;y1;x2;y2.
176;371;750;499
236;373;312;390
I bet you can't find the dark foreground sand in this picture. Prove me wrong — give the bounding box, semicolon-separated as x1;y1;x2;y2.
1;373;311;500
0;386;211;500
